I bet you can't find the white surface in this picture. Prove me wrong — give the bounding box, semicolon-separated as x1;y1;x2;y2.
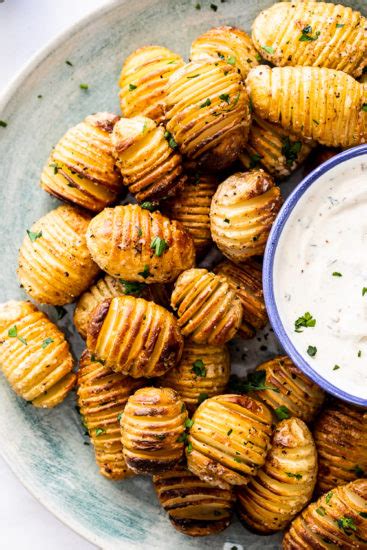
0;1;109;548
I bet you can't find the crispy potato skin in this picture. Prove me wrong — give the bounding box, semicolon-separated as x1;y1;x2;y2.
187;394;273;489
190;26;259;80
111;116;186;202
164;61;250;171
161;341;230;413
254;355;325;424
283;479;367;549
77;350;143;479
118;45;184;124
237;418;317;534
87;296;183;378
86;204;195;283
247;65;367;147
40;113;121;212
153;465;235;536
171;268;243;345
18;205;100;305
214;259;267;339
121;387;187;474
313;401;367;495
0;301;75;407
210;170;282;262
252;2;367;78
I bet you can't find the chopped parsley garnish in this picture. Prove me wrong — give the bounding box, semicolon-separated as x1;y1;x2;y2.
186;442;193;453
117;413;123;422
224;218;230;223
176;432;188;443
274;406;291;420
42;337;54;349
353;465;365;477
325;492;333;504
27;229;42;242
37;95;43;99
181;403;186;413
197;392;208;404
200;98;211;108
362;287;367;296
65;60;73;66
120;279;146;296
230;370;280;394
360;512;367;518
294;312;316;332
0;120;8;128
332;272;342;277
316;507;326;516
234;457;242;463
336;23;345;28
154;433;166;440
150;236;169;257
138;265;151;279
282;137;302;166
227;428;233;436
164;130;178;149
337;516;357;533
358;350;362;358
95;428;105;436
255;53;262;62
55;306;67;320
184;418;194;429
307;345;317;357
249;152;263;168
192;359;206;377
333;365;340;370
8;325;27;345
286;472;302;480
195;3;201;9
299;26;320;41
140;201;159;212
219;93;230;104
128;83;137;91
362;104;367;112
79;83;89;90
210;3;218;11
227;55;236;65
261;45;274;54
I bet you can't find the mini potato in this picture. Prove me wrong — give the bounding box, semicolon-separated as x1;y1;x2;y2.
164;61;250;171
239;116;314;178
77;350;143;479
210;170;282;262
190;26;259;80
253;355;325;424
87;296;183;378
214;259;267;339
237;418;317;534
118;45;184;123
171;268;243;345
120;387;188;474
18;205;100;305
160;341;230;413
313;400;367;495
252;2;367;78
0;301;75;407
247;65;367;147
40;113;121;212
283;479;367;549
187;394;273;489
111;116;186;202
153;465;235;536
86;204;195;283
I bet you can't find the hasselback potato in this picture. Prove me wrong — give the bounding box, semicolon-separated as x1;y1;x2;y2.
0;301;75;407
86;204;195;283
77;350;143;479
161;341;230;413
18;205;99;305
153;465;235;536
237;417;317;534
171;268;242;344
313;400;367;495
111;116;186;202
118;45;184;123
214;259;267;339
87;295;183;378
186;394;273;489
283;479;367;549
190;26;259;80
164;60;250;171
210;170;282;262
40;113;121;212
252;1;367;78
247;65;367;147
121;387;187;474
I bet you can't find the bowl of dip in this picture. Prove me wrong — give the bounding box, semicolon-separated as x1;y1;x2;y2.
263;144;367;407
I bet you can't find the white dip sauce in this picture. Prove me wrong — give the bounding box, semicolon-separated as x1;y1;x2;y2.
274;154;367;400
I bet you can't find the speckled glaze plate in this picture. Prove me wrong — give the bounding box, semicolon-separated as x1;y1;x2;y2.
0;0;365;548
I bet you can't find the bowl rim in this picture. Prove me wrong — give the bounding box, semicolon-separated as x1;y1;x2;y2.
263;143;367;408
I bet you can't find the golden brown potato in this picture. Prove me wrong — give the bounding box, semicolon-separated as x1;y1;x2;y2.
87;296;183;378
252;355;325;424
239;116;314;178
111;116;186;202
171;268;242;345
121;387;188;474
18;205;100;305
165;61;251;171
77;350;143;479
214;259;267;339
40;113;121;212
153;465;235;536
160;341;230;413
86;204;195;283
252;2;367;78
313;401;367;495
187;394;273;489
237;418;317;534
247;65;367;147
0;301;75;407
162;174;217;256
283;479;367;549
190;26;259;80
118;45;184;123
210;170;282;262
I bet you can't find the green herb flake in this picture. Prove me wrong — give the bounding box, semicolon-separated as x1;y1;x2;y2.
186;441;193;453
332;272;342;277
117;413;123;423
333;365;340;370
138;265;151;279
316;507;326;516
358;350;362;358
231;370;279;394
353;465;365;477
294;312;316;332
219;93;230;104
154;433;166;440
120;279;147;297
337;516;357;533
140;201;159;212
307;345;317;357
234;457;242;463
286;472;303;480
27;229;42;242
176;432;188;443
150;236;169;257
37;95;43;99
299;26;321;42
197;392;208;404
192;359;206;377
255;53;262;62
210;3;218;11
8;325;27;346
163;130;178;149
282;137;302;166
227;428;233;436
79;83;89;90
65;60;73;66
249;152;263;168
325;492;333;504
55;306;67;320
336;23;345;28
128;83;137;91
185;418;194;429
362;104;367;112
42;337;54;349
195;3;201;9
363;287;367;296
274;406;291;420
181;403;186;413
95;428;105;436
200;98;211;108
360;512;367;518
227;55;236;65
261;45;274;54
0;120;8;128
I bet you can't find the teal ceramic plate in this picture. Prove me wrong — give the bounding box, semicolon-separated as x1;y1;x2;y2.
0;0;365;548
